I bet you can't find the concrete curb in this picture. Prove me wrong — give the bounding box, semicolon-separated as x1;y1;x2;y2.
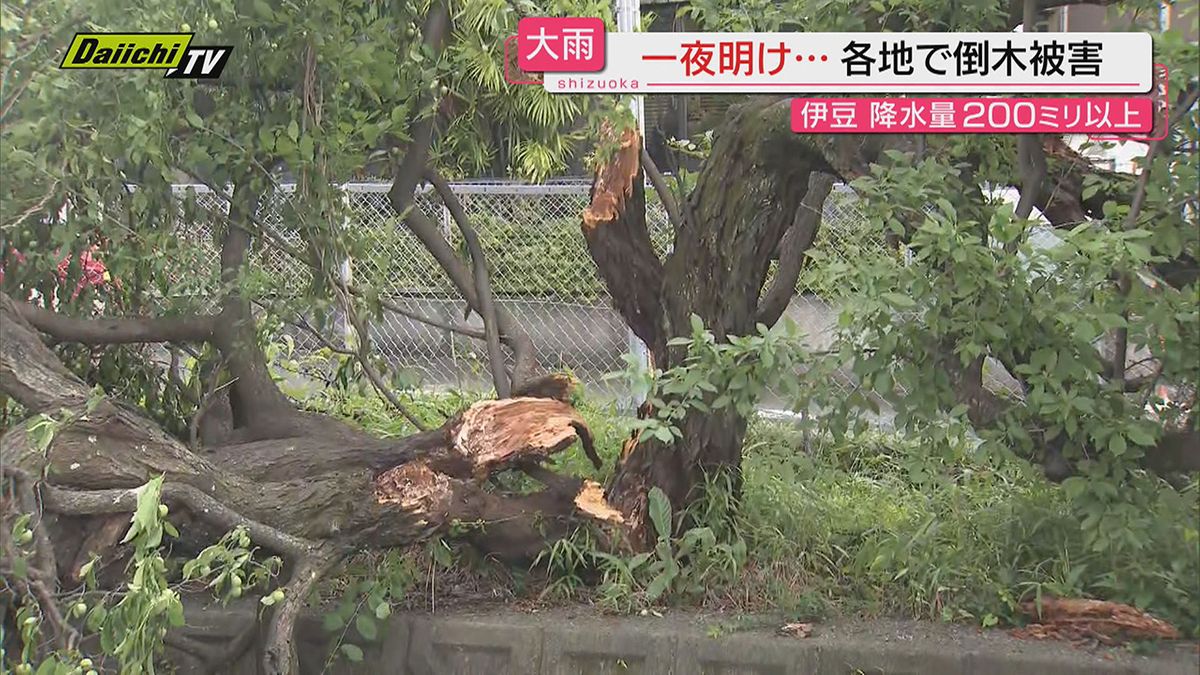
315;613;1198;675
179;607;1200;675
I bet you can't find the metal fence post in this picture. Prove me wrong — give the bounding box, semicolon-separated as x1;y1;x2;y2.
340;185;356;349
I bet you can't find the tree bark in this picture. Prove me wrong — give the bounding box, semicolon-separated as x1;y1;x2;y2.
583;100;837;542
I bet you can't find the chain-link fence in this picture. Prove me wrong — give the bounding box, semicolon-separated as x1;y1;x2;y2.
171;179;879;400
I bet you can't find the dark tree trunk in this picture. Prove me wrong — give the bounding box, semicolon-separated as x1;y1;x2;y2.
582;100;837;542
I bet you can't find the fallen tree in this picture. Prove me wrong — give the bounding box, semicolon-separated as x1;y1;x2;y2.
0;291;623;673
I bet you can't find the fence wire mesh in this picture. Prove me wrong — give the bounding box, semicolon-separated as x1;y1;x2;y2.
170;180;878;399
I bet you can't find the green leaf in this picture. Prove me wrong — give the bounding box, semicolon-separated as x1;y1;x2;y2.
185;111;204;128
287;120;299;142
253;0;274;19
647;487;672;540
1126;425;1156;447
882;292;916;308
375;602;392;620
356;614;378;641
322;612;344;632
1108;434;1127;456
258;127;275;151
340;643;364;662
645;569;674;601
167;599;185;627
123;475;165;545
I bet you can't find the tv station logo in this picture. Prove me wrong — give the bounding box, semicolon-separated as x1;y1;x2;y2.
59;33;232;79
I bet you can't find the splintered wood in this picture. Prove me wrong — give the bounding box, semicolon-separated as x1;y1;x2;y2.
371;396;624;533
373;461;453;522
1010;597;1181;646
582;125;640;232
452;398;589;481
574;479;624;524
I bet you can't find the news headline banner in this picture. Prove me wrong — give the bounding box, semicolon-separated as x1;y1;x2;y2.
516;22;1152;94
790;97;1155;134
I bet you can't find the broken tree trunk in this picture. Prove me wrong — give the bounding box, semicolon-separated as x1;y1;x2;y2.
0;292;618;673
583;99;837;543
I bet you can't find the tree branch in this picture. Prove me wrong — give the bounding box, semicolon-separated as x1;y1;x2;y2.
14;303;216;345
1012;0;1047;235
581;125;667;356
210;180;299;436
40;482;319;561
401;206;538;387
376;296;486;340
640;146;683;231
1110;87;1199;386
332;284;431;431
387;1;450;216
757;172;835;326
425;167;510;397
262;549;343;675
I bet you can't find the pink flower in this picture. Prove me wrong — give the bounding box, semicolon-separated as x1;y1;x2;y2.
56;246;111;301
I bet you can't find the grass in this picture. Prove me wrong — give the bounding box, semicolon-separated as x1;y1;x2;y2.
301;386;1200;639
730;423;1200;636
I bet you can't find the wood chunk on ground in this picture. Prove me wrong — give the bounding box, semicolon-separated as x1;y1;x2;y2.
1010;597;1180;646
778;622;813;638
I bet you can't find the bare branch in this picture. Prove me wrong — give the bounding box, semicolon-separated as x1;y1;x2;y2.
640;146;684;231
387;1;451;215
425;166;510;397
333;284;431;431
757;172;835;326
401;206;538;387
376;296;486;340
1008;0;1049;255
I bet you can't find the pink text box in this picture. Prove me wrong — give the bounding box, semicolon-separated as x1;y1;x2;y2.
517;17;605;73
790;97;1154;134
